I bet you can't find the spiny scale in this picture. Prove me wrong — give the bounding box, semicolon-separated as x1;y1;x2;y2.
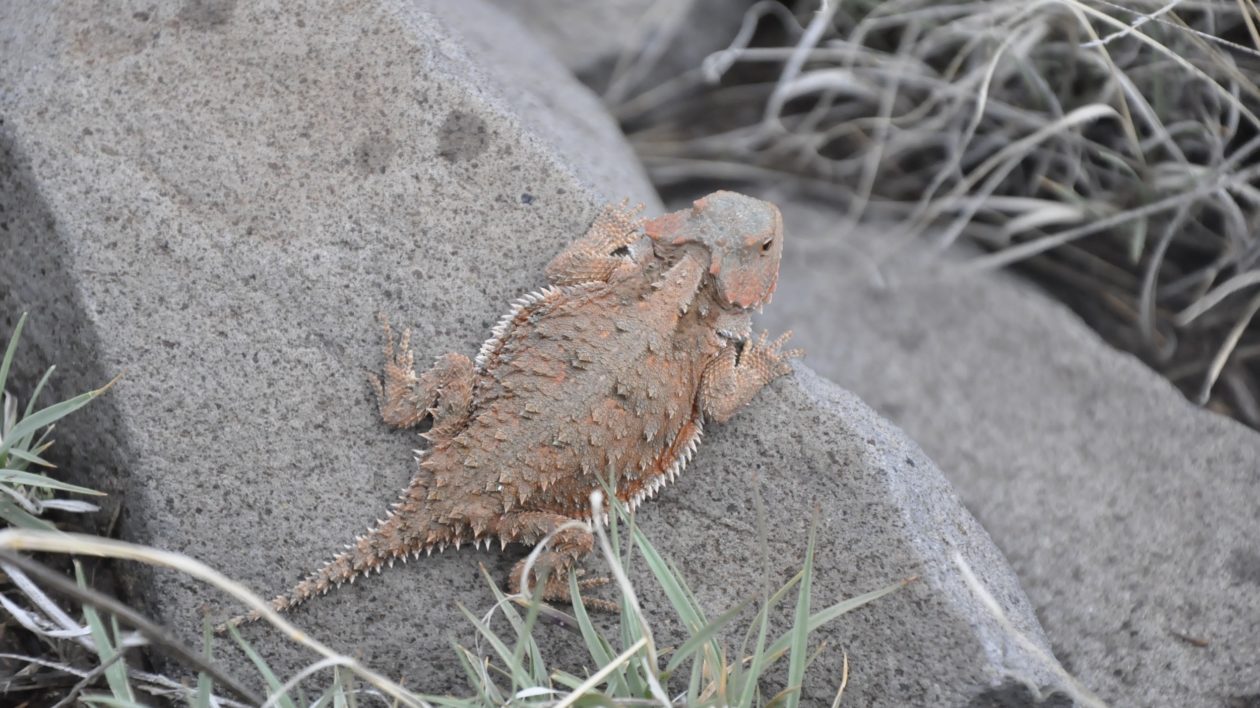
474;284;570;370
626;424;704;513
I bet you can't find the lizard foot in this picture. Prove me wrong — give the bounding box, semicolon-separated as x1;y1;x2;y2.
741;330;804;381
595;197;646;242
369;314;426;429
572;570;619;612
370;314;474;433
509;558;619;613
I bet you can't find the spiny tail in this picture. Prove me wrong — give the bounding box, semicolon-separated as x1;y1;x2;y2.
217;495;462;632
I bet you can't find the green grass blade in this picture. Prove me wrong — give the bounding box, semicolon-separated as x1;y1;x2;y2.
735;596;773;708
514;592;548;685
77;562;135;702
687;648;705;705
567;569;626;694
664;596;752;674
549;669;586;690
19;363;54;420
332;667;349;708
632;523;707;630
784;519;818;708
477;564;545;685
456;602;532;690
4;445;55;469
0;312;27;396
617;607;645;697
191;615;213;708
731;558;814;705
0;497;56;529
477;563;547;686
765;578;912;661
452;640;502;704
14;364;58;453
0;379;115;460
229;624;297;708
598;499;647;697
0;468;105;495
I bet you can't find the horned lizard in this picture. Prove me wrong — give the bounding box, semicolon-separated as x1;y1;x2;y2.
225;191;799;627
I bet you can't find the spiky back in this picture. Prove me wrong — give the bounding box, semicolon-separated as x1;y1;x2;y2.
426;265;727;521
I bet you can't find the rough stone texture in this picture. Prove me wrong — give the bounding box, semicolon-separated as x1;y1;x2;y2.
659;367;1063;705
761;195;1260;707
488;0;751;101
0;1;1063;703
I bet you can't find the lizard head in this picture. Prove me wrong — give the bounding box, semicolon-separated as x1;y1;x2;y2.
645;191;784;311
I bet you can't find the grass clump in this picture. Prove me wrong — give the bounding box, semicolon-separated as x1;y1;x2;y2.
1;489;907;705
611;0;1260;427
0;313;113;530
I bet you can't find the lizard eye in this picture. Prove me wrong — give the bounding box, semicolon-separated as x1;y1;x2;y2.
611;245;631;257
760;238;774;253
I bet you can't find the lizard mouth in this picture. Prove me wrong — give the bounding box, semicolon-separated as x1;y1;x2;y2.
717;315;754;343
715;300;759;343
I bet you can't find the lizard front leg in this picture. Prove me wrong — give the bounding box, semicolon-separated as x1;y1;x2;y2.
369;316;474;436
500;511;616;611
544;199;644;285
701;331;802;424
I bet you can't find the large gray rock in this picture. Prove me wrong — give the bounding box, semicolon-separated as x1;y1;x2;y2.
762;195;1260;707
668;367;1064;705
1;1;1062;703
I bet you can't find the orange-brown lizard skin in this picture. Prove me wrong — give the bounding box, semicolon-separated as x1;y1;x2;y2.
224;191;799;627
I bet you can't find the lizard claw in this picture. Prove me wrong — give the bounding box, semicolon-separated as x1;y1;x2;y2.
510;560;619;613
743;330;802;380
578;596;621;613
373;313;428;429
576;574;612;590
570;569;617;610
596;199;646;245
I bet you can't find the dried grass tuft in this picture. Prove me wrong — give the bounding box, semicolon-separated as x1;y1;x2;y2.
613;0;1260;427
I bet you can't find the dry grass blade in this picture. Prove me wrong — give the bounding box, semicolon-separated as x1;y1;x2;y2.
953;552;1109;708
0;551;261;705
0;529;424;707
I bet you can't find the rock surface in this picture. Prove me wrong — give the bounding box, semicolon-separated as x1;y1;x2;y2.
668;366;1063;705
2;1;1062;703
761;195;1260;707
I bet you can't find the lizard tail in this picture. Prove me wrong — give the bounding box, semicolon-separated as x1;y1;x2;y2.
217;491;465;633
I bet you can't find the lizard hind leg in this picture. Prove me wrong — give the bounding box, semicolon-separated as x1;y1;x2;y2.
369;314;474;434
502;512;618;612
